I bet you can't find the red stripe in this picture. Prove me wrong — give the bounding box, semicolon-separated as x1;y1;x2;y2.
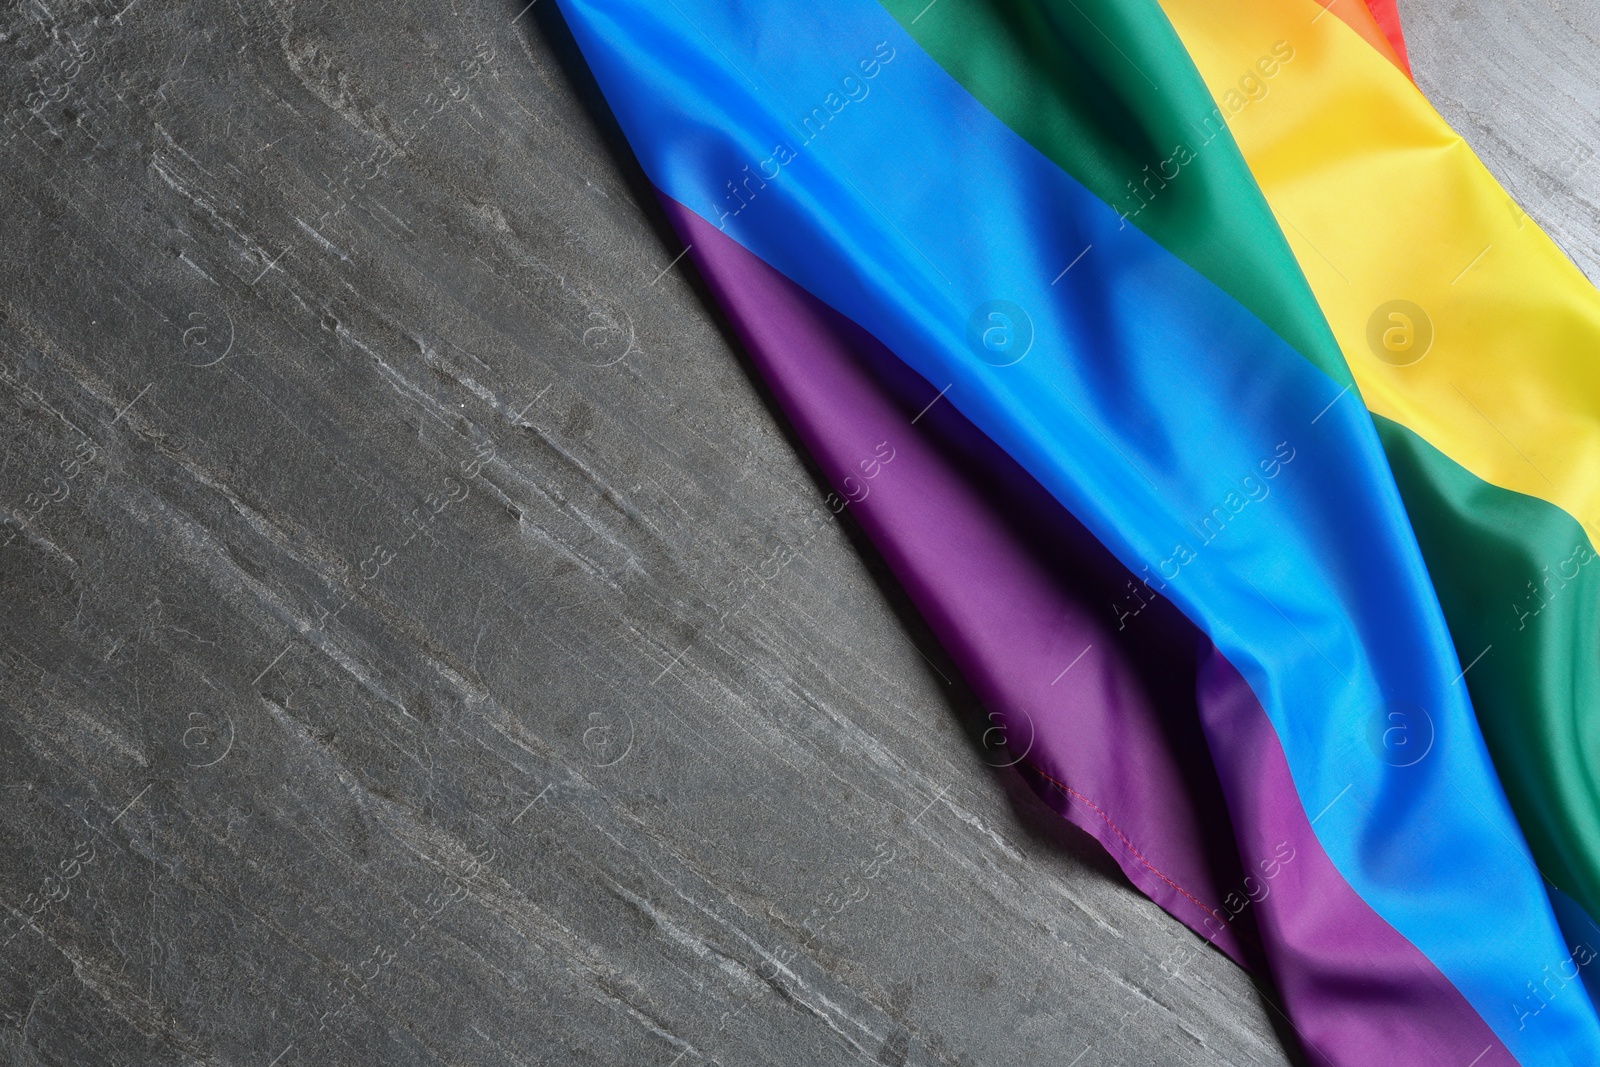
1363;0;1413;76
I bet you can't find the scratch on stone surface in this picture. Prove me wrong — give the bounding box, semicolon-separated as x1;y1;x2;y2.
585;982;703;1062
413;646;492;706
941;801;1028;866
14;684;149;769
177;251;219;285
296;626;412;716
363;197;417;237
296;216;352;261
602;868;883;1060
1107;970;1179;1018
90;479;422;726
607;879;753;984
1049;885;1125;943
148;142;281;273
340;327;456;428
278;33;403;156
1;517;79;567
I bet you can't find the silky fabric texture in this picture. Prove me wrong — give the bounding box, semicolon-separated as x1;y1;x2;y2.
1378;417;1600;945
1318;0;1409;73
891;0;1600;1021
890;0;1600;1040
1164;0;1600;532
657;194;1257;966
876;0;1351;388
1194;649;1511;1065
1162;0;1600;959
664;191;1516;1066
1357;0;1412;73
552;3;1593;1059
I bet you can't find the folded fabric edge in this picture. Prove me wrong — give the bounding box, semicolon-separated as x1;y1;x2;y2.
659;188;1516;1066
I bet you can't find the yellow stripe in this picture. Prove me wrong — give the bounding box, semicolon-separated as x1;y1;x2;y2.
1157;0;1600;541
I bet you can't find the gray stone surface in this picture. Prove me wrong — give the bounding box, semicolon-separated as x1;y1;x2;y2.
0;1;1585;1065
1404;0;1600;285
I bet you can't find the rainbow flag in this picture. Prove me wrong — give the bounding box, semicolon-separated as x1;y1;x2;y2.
551;0;1600;1060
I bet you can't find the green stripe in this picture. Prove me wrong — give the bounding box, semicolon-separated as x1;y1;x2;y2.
877;0;1352;387
885;0;1600;927
1378;416;1600;921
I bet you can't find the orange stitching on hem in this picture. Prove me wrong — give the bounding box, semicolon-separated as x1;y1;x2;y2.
1022;758;1231;929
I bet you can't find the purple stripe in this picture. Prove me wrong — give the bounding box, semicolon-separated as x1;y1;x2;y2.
1195;652;1513;1065
659;193;1253;961
658;192;1514;1065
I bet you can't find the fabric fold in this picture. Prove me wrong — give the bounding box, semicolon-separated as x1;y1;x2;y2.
1161;0;1600;969
548;0;1600;1060
659;190;1519;1065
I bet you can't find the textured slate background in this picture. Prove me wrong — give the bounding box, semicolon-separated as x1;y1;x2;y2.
0;2;1590;1064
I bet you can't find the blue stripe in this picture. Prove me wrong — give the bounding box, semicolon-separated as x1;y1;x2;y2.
555;0;1600;1056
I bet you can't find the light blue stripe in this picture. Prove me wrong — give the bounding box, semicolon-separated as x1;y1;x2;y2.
555;0;1600;1057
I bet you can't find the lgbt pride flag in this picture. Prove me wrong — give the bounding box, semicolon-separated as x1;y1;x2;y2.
551;0;1600;1061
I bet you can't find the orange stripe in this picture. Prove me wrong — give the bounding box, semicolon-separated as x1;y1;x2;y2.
1315;0;1411;77
1362;0;1413;75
